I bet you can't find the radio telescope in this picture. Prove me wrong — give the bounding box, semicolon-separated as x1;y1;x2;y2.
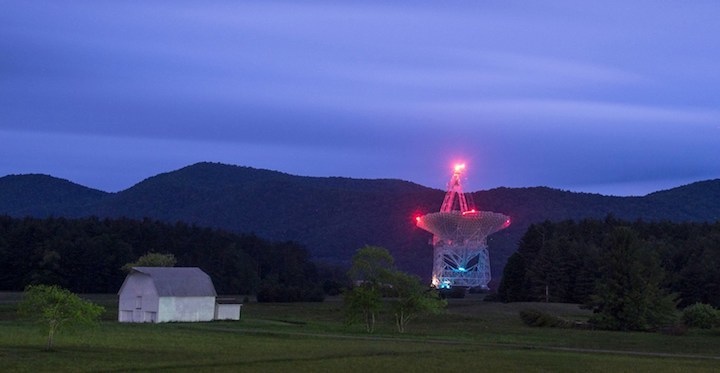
416;164;510;289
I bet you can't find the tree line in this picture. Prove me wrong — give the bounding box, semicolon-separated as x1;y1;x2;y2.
0;215;324;301
497;216;720;330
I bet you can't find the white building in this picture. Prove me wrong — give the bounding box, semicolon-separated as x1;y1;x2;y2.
118;267;228;323
215;298;243;321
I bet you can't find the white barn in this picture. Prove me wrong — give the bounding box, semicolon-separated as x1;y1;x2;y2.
118;267;218;323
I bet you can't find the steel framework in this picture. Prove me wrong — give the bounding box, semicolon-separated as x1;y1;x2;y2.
416;164;510;289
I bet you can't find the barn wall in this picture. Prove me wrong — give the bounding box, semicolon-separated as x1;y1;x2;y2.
118;273;159;323
158;296;215;322
215;304;242;320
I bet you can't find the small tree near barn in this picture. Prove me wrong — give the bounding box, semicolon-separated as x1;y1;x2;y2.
122;252;177;272
18;284;104;350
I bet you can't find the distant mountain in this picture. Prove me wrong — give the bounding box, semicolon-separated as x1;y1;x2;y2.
645;179;720;221
1;162;718;287
91;163;442;273
0;174;107;217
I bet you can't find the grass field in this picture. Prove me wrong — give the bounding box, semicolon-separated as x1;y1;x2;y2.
1;293;719;372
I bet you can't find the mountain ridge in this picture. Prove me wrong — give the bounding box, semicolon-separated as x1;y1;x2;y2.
0;173;108;217
1;162;718;287
7;162;714;199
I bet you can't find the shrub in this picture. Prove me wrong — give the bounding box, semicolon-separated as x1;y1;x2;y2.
519;308;571;328
682;303;719;329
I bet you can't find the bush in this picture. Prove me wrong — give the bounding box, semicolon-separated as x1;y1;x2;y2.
682;303;719;329
519;308;571;328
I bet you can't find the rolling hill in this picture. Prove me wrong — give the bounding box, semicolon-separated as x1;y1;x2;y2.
1;162;718;287
0;174;108;217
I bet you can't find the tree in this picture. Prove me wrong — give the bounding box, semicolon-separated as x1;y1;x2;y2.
343;246;394;333
347;245;394;284
122;252;177;272
386;271;446;333
18;284;104;350
497;253;527;302
587;228;677;331
343;284;383;333
343;246;446;333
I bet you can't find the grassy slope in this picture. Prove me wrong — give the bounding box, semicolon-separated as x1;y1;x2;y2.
1;294;719;372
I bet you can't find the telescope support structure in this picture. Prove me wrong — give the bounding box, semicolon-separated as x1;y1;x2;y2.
416;164;510;289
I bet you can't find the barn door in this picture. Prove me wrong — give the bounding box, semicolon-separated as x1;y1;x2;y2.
133;296;143;322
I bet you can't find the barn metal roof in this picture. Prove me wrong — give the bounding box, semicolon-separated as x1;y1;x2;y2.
131;267;217;297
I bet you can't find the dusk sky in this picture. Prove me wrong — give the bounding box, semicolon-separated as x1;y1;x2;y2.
2;1;719;196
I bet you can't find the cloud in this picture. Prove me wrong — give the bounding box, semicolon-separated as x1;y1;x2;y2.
1;1;719;195
416;99;720;126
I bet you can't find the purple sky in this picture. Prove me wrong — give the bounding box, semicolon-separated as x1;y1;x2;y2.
1;1;719;196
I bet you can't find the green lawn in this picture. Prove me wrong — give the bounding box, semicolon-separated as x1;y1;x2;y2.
1;294;718;372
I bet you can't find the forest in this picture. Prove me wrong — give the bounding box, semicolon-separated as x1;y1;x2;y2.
4;213;720;312
0;215;326;301
497;216;720;309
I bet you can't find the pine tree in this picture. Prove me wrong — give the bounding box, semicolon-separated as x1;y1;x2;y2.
588;227;677;331
497;253;527;302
